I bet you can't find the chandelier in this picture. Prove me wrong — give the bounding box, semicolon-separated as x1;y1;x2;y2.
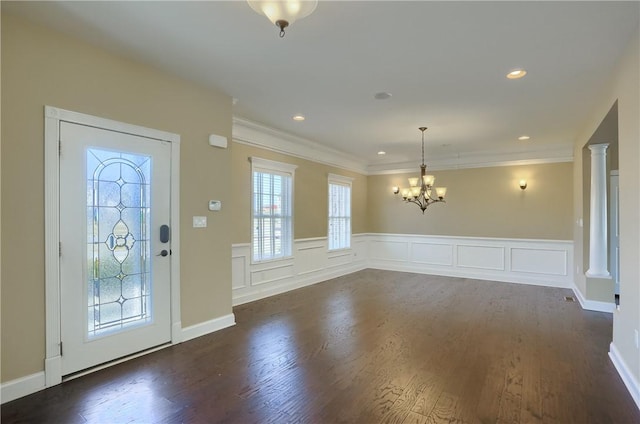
394;127;447;214
248;0;318;38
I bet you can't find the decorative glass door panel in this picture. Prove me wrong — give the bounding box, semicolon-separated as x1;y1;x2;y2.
87;148;152;338
60;122;171;376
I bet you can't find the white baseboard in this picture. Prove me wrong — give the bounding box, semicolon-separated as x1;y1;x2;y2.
572;283;616;313
368;262;570;288
3;315;232;404
609;342;640;410
1;372;45;404
181;313;236;342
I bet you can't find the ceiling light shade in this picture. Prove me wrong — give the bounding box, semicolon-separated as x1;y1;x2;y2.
374;92;392;100
422;174;435;186
248;0;318;37
393;127;447;214
507;69;527;79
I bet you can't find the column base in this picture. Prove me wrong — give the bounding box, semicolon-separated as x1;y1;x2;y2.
585;269;611;278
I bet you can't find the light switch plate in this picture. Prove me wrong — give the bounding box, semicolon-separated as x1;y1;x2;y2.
193;216;207;228
209;200;222;211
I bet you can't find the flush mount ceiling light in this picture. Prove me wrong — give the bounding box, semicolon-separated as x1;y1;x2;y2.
507;69;527;79
518;135;531;141
292;114;305;121
377;151;386;155
248;0;318;38
394;127;447;214
374;92;392;100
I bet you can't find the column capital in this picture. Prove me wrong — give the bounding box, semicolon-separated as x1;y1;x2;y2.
588;143;610;153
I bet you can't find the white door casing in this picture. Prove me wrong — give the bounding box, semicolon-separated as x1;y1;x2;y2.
44;106;182;386
610;171;620;295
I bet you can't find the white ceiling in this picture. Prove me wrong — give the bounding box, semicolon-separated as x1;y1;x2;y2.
4;1;639;170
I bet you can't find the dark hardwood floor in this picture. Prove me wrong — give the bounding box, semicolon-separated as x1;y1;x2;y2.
2;269;639;423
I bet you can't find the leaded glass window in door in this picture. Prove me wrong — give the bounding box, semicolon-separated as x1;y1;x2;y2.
87;148;152;338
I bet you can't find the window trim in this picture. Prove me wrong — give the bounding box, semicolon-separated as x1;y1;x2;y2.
328;173;353;252
250;157;297;264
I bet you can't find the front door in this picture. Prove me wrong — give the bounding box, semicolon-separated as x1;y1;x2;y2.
59;121;172;375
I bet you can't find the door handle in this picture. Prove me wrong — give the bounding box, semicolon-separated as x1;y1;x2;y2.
157;250;169;257
160;225;170;243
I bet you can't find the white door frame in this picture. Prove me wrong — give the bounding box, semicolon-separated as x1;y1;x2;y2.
609;170;620;295
44;106;182;387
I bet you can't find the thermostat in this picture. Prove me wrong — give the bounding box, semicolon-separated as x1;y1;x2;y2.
209;200;222;211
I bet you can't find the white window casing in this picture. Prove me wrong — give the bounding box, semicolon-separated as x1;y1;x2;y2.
251;157;297;263
328;173;353;251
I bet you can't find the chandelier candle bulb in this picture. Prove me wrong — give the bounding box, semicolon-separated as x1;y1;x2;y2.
394;127;447;214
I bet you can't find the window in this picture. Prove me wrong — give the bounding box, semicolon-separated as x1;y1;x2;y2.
251;157;297;262
328;174;352;251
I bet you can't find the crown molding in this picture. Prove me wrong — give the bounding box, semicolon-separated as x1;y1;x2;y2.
367;144;574;175
232;117;369;175
233;117;574;176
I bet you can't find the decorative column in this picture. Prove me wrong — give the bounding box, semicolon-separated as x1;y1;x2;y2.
586;143;610;278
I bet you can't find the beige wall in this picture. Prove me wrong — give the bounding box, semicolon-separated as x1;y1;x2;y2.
368;162;573;240
231;142;368;243
573;27;639;382
1;14;233;382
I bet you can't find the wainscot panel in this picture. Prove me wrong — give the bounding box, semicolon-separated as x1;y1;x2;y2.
410;242;453;266
457;245;505;271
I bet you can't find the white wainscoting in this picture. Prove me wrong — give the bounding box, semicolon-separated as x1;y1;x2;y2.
366;234;573;288
233;234;573;305
232;235;368;305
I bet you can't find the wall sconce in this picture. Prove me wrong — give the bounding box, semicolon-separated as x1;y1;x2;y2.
392;186;400;195
519;179;528;190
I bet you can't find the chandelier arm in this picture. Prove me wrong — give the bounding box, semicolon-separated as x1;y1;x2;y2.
406;196;430;213
405;198;427;212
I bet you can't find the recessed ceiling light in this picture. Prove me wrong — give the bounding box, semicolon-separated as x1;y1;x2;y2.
507;69;527;79
374;92;392;100
377;151;386;155
292;114;305;121
518;135;531;141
